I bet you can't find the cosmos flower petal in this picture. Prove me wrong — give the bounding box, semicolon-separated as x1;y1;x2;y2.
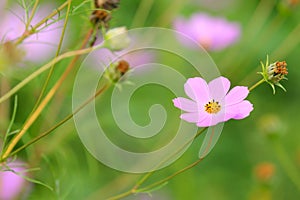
196;114;221;127
225;100;253;120
224;86;249;106
180;113;200;123
173;97;198;112
184;77;209;103
0;161;27;199
208;76;230;100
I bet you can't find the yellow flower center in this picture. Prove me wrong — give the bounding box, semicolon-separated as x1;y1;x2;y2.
204;100;221;114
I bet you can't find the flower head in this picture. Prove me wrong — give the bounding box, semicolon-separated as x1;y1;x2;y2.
173;76;253;127
173;13;241;51
259;56;288;94
104;59;130;83
104;27;131;51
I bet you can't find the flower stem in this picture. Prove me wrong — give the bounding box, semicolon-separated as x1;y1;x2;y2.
249;79;265;92
7;84;110;158
107;128;207;200
137;158;203;193
31;0;72;111
0;28;94;162
25;0;40;31
15;1;69;45
0;43;99;105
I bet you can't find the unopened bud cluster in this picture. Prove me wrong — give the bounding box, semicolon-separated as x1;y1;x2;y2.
259;56;288;94
104;59;130;83
267;61;288;83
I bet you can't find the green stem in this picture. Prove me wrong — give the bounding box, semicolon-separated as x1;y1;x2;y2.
31;0;72;111
0;28;95;161
7;84;110;158
106;190;133;200
25;0;40;31
249;79;265;92
107;128;207;199
137;158;203;193
15;1;69;45
0;44;101;104
271;138;300;192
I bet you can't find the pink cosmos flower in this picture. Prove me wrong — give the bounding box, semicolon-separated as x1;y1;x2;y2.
173;76;253;127
0;3;63;62
0;160;28;200
92;48;155;69
173;13;241;51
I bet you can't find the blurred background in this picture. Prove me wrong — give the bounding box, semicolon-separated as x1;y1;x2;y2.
1;0;300;199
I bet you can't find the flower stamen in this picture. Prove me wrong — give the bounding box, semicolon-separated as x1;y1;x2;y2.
205;99;221;114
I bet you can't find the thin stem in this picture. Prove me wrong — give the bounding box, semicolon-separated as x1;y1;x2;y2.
32;0;72;111
137;158;203;193
107;128;207;200
0;96;18;155
106;190;133;200
248;79;265;92
0;41;99;104
8;84;110;158
15;1;69;45
0;28;94;161
25;0;40;31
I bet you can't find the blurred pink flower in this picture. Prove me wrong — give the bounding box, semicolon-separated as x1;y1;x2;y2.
92;48;155;70
173;13;241;51
0;160;28;200
0;3;63;62
173;76;253;127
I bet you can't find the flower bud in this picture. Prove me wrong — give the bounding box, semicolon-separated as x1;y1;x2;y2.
104;59;130;83
0;42;24;71
267;61;288;84
259;56;288;94
104;27;131;51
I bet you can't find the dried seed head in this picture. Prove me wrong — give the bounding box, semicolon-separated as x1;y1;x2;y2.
259;56;288;94
90;0;120;27
104;59;130;83
95;0;120;10
267;61;288;83
116;60;129;75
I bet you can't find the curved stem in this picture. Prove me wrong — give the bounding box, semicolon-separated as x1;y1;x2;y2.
0;41;100;105
249;79;265;92
25;0;40;31
0;28;94;161
137;158;203;193
7;84;110;158
31;0;72;111
15;1;69;45
107;128;207;200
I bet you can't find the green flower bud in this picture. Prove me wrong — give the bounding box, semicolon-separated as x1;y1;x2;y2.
259;56;288;94
104;27;130;51
104;59;130;83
